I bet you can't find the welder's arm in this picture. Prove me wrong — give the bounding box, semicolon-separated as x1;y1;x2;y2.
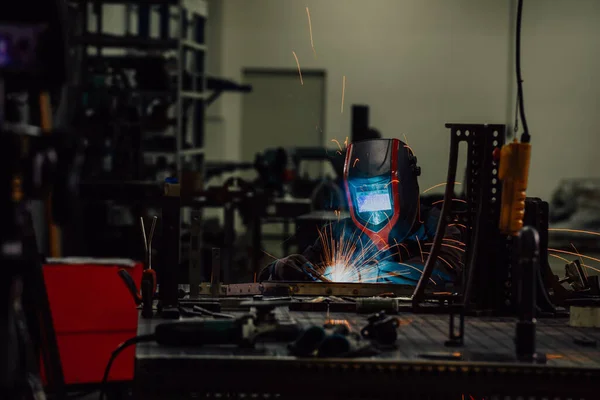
258;254;321;281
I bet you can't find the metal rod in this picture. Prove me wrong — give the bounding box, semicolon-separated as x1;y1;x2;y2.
211;248;221;297
412;129;459;307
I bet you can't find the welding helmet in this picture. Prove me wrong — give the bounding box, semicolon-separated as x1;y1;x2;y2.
344;138;421;248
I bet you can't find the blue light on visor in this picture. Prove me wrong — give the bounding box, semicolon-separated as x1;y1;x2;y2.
350;177;394;228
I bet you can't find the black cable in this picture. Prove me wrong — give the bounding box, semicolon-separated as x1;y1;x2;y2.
516;0;530;143
98;334;156;400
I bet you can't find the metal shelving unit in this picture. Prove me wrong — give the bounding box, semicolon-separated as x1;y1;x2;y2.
76;0;208;178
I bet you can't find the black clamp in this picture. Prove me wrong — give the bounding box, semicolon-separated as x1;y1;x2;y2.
360;311;399;346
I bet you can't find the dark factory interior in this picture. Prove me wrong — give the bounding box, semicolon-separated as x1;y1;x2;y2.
2;1;600;399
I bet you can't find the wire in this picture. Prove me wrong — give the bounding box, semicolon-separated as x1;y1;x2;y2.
516;0;530;143
98;334;156;400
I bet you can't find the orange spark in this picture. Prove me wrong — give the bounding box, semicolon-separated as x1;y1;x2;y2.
425;242;466;253
415;235;424;262
422;182;462;194
331;139;343;152
341;75;346;113
571;243;588;278
449;223;467;229
305;7;317;58
549;228;600;237
432;198;467;206
262;249;279;261
344;136;349;148
443;238;466;247
548;253;571;264
424;252;455;270
353;158;359;167
385;179;400;188
336;151;342;155
404;144;416;156
548;249;600;273
292;51;303;85
403;133;409;145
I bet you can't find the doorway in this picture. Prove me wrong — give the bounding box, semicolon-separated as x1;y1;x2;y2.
241;68;326;257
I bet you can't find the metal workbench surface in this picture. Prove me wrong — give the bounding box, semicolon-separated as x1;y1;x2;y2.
135;310;600;399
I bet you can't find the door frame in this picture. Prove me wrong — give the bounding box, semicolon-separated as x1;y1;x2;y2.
241;68;327;147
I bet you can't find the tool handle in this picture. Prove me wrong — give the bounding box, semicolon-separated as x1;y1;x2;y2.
117;269;142;305
498;141;531;236
155;320;241;346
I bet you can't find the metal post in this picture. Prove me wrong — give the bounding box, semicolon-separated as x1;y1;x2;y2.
515;226;538;361
223;202;234;284
175;2;186;173
189;209;202;297
211;248;221;297
160;187;180;309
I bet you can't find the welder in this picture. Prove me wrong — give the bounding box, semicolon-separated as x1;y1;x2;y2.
259;138;463;287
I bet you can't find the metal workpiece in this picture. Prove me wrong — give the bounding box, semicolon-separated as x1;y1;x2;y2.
412;124;505;310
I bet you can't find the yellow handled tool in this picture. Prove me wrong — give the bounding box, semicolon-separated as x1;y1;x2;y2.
498;139;531;236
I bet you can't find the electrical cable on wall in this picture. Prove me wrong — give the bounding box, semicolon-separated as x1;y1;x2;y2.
515;0;530;143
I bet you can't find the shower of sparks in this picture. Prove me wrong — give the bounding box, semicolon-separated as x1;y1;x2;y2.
548;248;600;273
549;228;600;237
385;179;400;188
314;220;436;284
415;235;424;262
292;51;303;85
352;158;359;167
306;7;317;58
341;75;346;113
422;182;462;194
432;198;467;206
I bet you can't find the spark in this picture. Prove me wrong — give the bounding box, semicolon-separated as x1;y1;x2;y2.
336;151;342;155
341;75;346;113
548;253;571;264
385;179;400;188
292;51;303;85
449;223;467;229
415;235;424;262
571;243;588;278
548;248;600;273
331;139;343;151
422;182;462;194
443;238;466;247
404;144;416;156
423;252;455;270
403;133;409;145
352;158;359;167
549;228;600;237
432;199;467;206
469;396;475;400
305;7;317;58
344;136;349;148
424;242;466;253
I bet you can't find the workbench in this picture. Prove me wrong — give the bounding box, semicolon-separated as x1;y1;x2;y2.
134;303;600;400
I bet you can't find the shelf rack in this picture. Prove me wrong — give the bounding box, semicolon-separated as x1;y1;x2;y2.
75;0;208;176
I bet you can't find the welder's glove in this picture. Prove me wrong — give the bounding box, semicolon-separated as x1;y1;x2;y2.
375;260;453;286
258;254;321;282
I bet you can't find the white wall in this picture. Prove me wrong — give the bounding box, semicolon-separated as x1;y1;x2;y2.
213;0;600;201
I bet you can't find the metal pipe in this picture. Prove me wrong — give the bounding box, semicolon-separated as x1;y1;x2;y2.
211;248;221;297
412;130;459;307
